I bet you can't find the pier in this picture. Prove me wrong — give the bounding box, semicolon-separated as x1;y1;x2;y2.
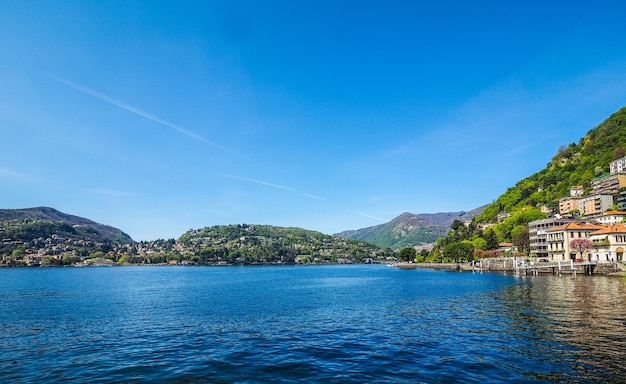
394;258;626;276
519;260;597;276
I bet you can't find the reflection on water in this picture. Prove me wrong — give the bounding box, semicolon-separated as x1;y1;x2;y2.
502;274;626;382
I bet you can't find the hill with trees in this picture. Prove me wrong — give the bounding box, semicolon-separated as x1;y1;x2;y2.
178;224;393;265
428;105;626;262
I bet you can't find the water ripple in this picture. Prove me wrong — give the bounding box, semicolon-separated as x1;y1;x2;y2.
1;266;625;382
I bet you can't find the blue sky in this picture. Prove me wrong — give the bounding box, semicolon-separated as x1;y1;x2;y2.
2;1;626;241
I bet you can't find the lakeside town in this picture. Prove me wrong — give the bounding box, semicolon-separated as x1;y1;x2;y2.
3;156;626;275
527;155;626;265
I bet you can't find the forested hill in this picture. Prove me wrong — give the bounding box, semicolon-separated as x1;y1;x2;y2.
0;206;134;244
178;224;393;264
477;105;626;222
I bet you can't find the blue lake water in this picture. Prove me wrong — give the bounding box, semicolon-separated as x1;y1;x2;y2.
1;265;625;383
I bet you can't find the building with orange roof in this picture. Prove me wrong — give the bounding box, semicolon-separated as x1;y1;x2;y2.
546;222;604;262
595;211;626;225
589;223;626;262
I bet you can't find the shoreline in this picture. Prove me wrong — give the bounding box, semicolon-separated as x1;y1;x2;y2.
392;261;626;277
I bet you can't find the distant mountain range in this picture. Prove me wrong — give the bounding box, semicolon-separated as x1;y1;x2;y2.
335;205;487;249
0;206;133;244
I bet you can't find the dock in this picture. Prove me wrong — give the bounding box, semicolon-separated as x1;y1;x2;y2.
519;260;597;275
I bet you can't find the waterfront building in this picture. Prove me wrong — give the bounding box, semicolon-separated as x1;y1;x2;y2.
546;222;603;262
589;223;626;262
528;217;578;259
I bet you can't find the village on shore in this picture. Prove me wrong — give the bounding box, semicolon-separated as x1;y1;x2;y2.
398;156;626;276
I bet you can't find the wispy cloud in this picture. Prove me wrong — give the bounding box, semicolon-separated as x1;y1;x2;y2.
0;166;42;182
508;144;531;155
84;188;139;197
46;74;249;159
221;174;327;201
221;174;295;191
33;136;70;146
358;211;389;222
302;193;327;201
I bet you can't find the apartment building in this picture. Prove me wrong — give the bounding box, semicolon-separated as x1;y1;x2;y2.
617;190;626;211
559;196;580;216
579;194;614;216
570;185;584;197
591;173;626;195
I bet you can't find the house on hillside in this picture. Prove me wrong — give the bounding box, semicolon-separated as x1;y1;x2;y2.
609;156;626;175
579;194;614;217
498;242;515;254
559;196;580;216
591;173;626;195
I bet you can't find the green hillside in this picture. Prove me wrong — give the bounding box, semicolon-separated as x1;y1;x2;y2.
478;106;626;222
429;105;626;262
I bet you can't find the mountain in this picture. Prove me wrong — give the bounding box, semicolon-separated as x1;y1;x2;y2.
0;206;134;244
336;205;487;249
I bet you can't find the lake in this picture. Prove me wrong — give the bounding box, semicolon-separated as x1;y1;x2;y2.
1;265;625;383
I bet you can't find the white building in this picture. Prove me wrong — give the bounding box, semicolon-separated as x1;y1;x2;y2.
595;211;626;225
589;223;626;262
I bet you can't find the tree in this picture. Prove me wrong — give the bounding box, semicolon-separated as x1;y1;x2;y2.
473;237;487;251
443;242;474;262
570;238;593;261
511;225;530;255
398;247;416;262
485;229;500;250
